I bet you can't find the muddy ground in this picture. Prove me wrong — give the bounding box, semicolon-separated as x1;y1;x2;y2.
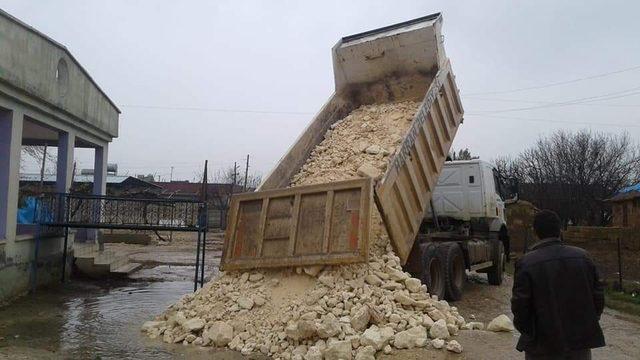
1;237;639;359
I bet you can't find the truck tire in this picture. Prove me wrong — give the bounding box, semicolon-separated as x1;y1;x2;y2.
420;243;445;300
488;240;504;285
438;242;465;301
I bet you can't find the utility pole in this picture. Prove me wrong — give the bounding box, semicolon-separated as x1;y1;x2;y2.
170;166;174;182
243;154;250;192
231;162;238;195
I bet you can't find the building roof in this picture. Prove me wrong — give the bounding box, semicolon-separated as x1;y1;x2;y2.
20;173;160;188
605;183;640;202
154;181;245;196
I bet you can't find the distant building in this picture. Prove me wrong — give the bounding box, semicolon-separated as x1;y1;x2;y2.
19;173;161;197
605;184;640;227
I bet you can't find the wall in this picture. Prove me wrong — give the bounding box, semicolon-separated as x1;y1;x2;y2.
563;226;640;283
0;10;119;140
505;200;537;254
610;199;640;228
0;234;73;303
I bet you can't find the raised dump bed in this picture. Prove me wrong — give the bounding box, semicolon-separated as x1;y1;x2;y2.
221;13;464;270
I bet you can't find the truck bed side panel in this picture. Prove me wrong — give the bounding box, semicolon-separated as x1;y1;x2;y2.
375;61;464;264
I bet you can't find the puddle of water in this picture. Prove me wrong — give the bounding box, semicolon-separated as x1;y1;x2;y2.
0;278;240;359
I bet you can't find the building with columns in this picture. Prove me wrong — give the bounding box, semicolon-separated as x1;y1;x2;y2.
0;9;119;301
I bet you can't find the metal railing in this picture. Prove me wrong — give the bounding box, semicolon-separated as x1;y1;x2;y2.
34;193;209;290
36;193;207;231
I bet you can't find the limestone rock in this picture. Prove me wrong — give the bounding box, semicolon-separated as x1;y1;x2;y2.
206;321;234;347
487;314;515;332
404;278;422;293
350;306;371;331
286;320;317;341
304;346;323;360
365;145;384;155
394;293;416;306
461;321;484;330
253;295;266;307
428;319;450;340
360;325;384;350
357;163;381;179
364;274;383;286
141;320;164;332
447;323;459;336
303;265;324;277
237;296;254;310
446;340;463;353
249;273;264;282
393;326;428;349
355;345;376;360
421;315;434;329
183;318;205;332
318;273;335;287
317;314;341;339
324;340;352;360
431;338;445;349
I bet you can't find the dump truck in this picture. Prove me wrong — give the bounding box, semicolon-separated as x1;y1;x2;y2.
221;13;509;301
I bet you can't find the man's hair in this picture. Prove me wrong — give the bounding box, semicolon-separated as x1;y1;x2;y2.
533;210;562;239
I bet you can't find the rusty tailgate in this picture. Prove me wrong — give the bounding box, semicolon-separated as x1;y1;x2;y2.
221;178;372;271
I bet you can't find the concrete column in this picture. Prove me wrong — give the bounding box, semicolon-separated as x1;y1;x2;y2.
55;131;75;193
90;144;108;248
93;143;108;196
0;109;24;242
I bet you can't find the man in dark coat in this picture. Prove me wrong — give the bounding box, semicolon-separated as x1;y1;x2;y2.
511;210;605;359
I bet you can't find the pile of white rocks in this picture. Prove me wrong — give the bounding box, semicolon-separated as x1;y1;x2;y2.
142;101;513;358
141;249;479;359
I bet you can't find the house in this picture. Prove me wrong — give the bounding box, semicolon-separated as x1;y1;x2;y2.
19;172;161;198
0;9;119;301
605;184;640;228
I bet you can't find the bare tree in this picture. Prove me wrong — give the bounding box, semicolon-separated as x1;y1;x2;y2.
449;148;478;161
21;146;56;172
500;130;640;226
214;164;262;189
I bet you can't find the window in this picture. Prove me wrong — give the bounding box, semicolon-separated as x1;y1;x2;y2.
56;58;69;95
468;175;474;184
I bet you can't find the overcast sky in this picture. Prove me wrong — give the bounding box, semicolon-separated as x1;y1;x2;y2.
4;0;639;181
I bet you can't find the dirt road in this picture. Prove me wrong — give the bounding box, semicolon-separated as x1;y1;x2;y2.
383;273;640;359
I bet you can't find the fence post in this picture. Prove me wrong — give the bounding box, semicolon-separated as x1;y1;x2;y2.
616;237;624;292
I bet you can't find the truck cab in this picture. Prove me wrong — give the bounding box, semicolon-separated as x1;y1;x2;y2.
426;159;511;236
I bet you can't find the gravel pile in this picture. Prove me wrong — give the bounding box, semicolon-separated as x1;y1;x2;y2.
142;101;482;359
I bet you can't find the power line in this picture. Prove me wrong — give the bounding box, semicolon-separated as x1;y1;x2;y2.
463;64;640;96
464;96;640;108
120;104;314;116
466;114;640;128
467;86;640;115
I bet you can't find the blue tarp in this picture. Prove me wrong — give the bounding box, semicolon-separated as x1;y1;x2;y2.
17;196;53;224
17;196;38;224
619;183;640;194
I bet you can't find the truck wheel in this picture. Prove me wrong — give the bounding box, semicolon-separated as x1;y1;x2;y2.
439;242;465;301
488;240;504;285
420;243;445;300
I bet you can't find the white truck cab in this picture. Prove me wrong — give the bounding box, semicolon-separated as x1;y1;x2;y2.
426;159;510;234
